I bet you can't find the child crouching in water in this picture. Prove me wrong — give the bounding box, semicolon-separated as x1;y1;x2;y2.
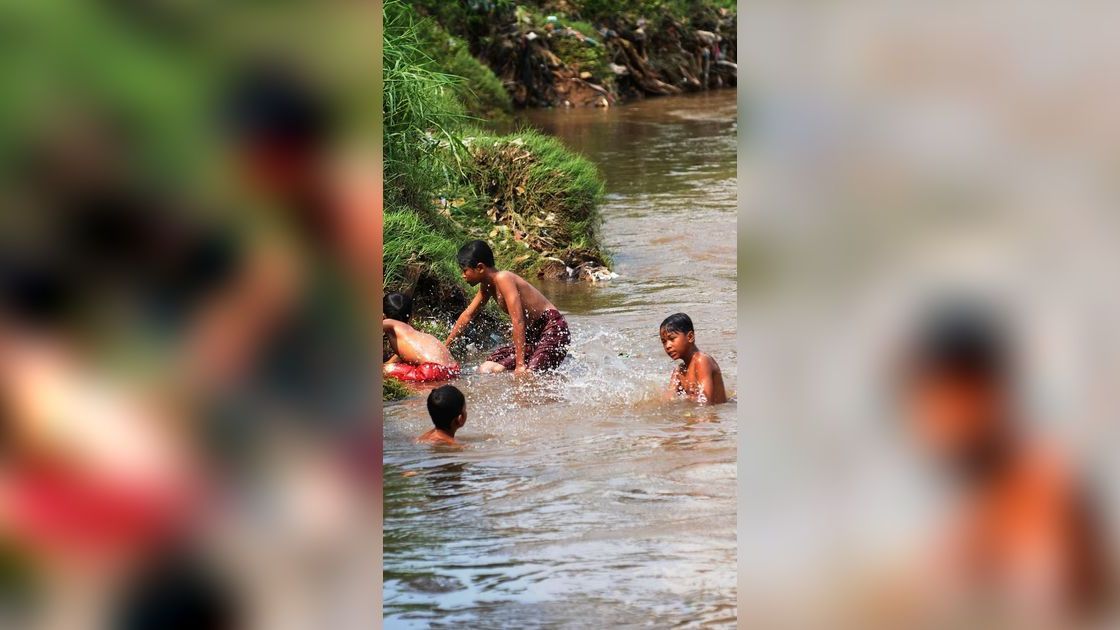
383;293;460;382
659;313;727;405
416;385;467;446
444;240;570;374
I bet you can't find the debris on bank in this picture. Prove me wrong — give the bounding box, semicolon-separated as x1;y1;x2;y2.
461;132;611;281
413;1;737;108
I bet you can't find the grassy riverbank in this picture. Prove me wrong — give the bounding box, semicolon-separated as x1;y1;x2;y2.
383;0;610;399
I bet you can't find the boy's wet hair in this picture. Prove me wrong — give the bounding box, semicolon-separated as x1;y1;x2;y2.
0;253;78;330
909;302;1009;385
457;240;495;270
427;385;465;432
383;292;412;322
113;549;239;630
222;61;330;150
660;312;694;335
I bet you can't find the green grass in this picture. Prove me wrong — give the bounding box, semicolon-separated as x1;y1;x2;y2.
0;1;214;187
383;377;412;401
383;207;464;292
383;0;471;212
413;16;512;121
384;127;609;294
383;0;609;312
547;20;612;86
410;0;516;43
411;317;453;341
462;130;607;272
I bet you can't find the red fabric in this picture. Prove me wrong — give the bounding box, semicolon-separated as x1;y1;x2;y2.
487;309;570;371
2;463;198;554
384;362;460;382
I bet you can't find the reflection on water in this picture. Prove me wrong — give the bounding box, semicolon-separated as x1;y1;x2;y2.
384;90;737;627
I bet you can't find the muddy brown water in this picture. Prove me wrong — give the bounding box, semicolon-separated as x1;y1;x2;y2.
383;90;737;627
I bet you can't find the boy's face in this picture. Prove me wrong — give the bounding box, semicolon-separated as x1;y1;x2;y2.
238;137;314;195
906;370;1004;463
660;328;695;361
461;264;486;286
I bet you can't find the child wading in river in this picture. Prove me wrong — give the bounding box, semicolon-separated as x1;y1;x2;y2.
383;293;460;382
416;385;467;446
445;240;571;374
659;313;727;404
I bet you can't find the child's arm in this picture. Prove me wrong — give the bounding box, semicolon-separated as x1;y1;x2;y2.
666;366;682;400
383;321;402;363
698;365;715;403
445;287;487;349
496;276;528;372
696;356;724;404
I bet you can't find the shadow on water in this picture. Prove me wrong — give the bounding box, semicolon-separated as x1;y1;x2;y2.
384;90;737;627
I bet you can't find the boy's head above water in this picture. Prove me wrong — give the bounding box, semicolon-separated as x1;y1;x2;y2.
427;384;467;435
383;292;412;323
223;61;330;193
659;313;696;361
457;240;495;286
901;303;1015;474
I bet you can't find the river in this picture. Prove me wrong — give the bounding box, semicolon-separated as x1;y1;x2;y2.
383;90;738;628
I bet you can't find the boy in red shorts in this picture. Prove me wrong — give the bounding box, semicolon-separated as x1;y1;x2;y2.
444;241;570;374
382;293;460;382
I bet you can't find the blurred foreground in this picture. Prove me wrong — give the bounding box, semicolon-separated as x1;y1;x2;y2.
0;2;380;629
740;2;1120;628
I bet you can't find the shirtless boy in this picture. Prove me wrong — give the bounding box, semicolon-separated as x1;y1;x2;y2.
416;385;467;446
901;306;1109;625
383;293;460;382
659;313;727;404
444;240;570;374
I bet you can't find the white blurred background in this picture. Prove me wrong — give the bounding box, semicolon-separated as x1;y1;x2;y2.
739;1;1120;627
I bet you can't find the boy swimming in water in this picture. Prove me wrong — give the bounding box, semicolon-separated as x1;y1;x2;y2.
660;313;727;404
383;293;460;382
444;240;571;374
416;385;467;445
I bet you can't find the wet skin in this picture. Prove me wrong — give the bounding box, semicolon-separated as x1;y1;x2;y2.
383;318;455;367
660;328;727;405
445;264;558;373
417;407;467;446
906;373;1108;621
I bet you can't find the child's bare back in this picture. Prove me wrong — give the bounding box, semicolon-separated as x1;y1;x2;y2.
415;428;459;446
384;319;454;366
383;293;459;382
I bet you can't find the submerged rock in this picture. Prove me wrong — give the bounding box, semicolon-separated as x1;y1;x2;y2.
403;574;465;594
556;261;618;283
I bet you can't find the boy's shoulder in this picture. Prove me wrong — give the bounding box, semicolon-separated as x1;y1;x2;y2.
417;429;459;446
694;351;722;373
384;318;415;333
489;269;532;294
493;269;525;283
